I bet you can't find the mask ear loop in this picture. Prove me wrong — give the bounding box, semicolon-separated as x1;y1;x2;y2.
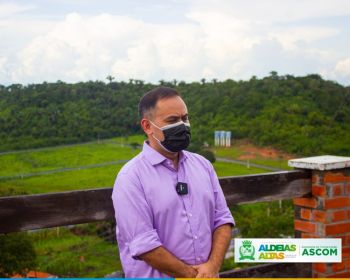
149;120;175;153
149;120;162;130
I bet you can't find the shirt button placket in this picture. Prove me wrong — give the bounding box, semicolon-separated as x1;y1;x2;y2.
189;213;201;264
178;163;201;264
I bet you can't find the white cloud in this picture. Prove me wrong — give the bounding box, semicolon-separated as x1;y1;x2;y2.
12;9;262;83
12;11;257;83
0;2;34;18
268;27;339;50
12;13;147;83
335;58;350;77
187;11;259;60
0;56;8;77
1;0;350;85
190;0;350;23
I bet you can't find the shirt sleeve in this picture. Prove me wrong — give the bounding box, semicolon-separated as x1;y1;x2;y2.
111;171;162;259
207;161;236;230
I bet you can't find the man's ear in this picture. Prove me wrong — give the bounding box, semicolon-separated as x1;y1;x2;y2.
141;118;152;136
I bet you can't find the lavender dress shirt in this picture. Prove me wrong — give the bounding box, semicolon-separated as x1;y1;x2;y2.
111;141;235;278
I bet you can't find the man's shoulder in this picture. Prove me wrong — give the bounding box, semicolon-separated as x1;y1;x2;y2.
117;152;145;177
113;153;146;195
183;150;212;169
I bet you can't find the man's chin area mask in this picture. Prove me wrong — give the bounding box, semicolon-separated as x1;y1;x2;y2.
150;121;191;153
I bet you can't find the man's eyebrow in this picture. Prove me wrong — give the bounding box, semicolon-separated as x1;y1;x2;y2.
164;113;188;121
164;115;180;121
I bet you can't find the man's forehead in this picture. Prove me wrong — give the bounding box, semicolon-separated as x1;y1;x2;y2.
154;96;188;118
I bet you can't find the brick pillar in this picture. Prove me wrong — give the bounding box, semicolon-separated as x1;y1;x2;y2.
289;156;350;278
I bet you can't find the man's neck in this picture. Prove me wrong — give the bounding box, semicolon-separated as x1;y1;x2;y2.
147;139;179;168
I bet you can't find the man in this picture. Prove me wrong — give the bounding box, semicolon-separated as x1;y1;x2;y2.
111;87;235;278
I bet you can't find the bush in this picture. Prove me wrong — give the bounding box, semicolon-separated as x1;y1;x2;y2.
198;149;216;163
0;233;37;277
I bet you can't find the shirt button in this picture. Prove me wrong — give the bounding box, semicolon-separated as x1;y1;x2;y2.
188;213;192;217
196;257;201;261
194;235;198;239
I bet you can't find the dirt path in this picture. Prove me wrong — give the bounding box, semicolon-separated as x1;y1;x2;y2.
236;140;294;161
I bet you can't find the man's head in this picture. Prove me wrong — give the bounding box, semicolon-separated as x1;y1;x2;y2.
139;87;190;155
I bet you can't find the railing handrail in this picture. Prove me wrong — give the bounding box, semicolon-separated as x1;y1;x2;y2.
0;170;311;234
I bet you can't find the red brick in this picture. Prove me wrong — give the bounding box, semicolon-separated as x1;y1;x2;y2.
331;184;343;196
293;197;318;208
312;175;318;184
324;172;350;183
294;219;316;233
313;185;326;197
332;235;346;245
339;235;348;246
325;197;350;209
346;258;350;269
346;184;350;195
343;247;350;258
326;271;350;278
325;222;350;235
332;210;348;222
332;262;345;272
313;210;327;223
313;262;327;273
301;208;312;220
301;232;317;238
346;236;350;246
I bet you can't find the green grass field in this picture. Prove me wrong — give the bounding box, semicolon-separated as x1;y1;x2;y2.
0;135;269;196
0;135;145;177
213;161;269;176
214;146;245;159
0;161;268;195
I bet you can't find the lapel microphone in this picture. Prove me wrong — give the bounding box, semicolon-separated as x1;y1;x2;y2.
176;182;188;195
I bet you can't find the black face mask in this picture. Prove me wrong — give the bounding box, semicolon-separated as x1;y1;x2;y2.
151;121;191;153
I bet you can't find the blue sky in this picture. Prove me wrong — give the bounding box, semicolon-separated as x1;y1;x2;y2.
1;0;350;85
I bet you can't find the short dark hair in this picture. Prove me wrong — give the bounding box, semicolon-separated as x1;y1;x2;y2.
138;86;180;119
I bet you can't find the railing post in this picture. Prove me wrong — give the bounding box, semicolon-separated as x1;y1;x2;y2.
289;155;350;278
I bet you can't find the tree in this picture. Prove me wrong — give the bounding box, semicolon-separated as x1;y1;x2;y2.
106;75;115;83
1;75;350;156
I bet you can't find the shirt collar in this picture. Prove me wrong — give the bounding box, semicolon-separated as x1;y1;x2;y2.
142;141;188;166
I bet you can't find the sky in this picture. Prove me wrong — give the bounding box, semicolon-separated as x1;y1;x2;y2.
1;0;350;86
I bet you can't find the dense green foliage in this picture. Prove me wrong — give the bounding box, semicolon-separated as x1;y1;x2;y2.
0;233;37;277
233;200;294;238
1;73;349;155
0;81;148;151
31;224;121;277
179;73;350;156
